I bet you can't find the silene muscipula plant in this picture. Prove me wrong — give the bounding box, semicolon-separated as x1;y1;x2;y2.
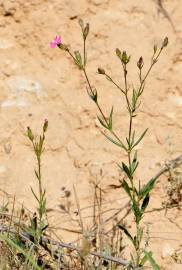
51;21;168;270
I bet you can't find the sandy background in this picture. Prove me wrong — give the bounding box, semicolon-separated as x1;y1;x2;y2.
0;0;182;269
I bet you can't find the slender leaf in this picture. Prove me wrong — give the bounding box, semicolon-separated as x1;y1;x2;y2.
133;150;137;163
34;169;39;179
131;151;139;175
42;224;48;232
141;193;150;213
132;128;148;149
101;131;127;150
132;161;139;174
122;162;132;179
118;225;134;245
74;50;83;69
126;137;130;149
30;187;39;203
143;251;160;270
139;178;156;199
133;236;137;247
117;163;123;172
132;200;142;224
108;106;113;130
140;251;153;267
86;87;97;103
122;180;132;199
97;115;108;129
137;227;144;246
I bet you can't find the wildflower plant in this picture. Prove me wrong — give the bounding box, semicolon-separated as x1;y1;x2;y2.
26;120;48;243
51;21;168;269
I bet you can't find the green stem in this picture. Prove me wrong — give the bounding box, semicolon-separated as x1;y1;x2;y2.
83;68;124;147
105;73;125;94
84;39;86;67
140;48;163;91
122;63;135;200
37;155;42;220
32;141;43;222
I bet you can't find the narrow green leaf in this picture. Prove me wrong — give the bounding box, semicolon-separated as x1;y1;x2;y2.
108;106;113;130
138;227;144;246
141;193;150;213
144;251;160;270
34;169;39;179
101;131;127;150
133;236;137;247
133;150;137;163
132;128;148;149
97;115;108;129
135;187;139;196
30;187;39;203
122;162;131;179
131;151;139;175
42;188;46;198
42;198;46;213
140;251;153;266
126;137;130;148
74;50;83;69
118;225;134;245
133;161;139;174
86;87;98;103
42;224;48;232
132;200;142;224
139;178;156;199
122;180;132;199
117;163;122;170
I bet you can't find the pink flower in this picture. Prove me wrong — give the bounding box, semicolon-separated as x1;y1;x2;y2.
50;36;61;48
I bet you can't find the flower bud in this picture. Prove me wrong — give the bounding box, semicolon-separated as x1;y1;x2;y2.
161;37;168;49
78;18;84;31
43;119;48;133
116;48;121;58
98;67;105;75
122;51;130;64
153;44;157;54
83;23;89;40
137;56;144;69
57;43;69;52
27;126;34;141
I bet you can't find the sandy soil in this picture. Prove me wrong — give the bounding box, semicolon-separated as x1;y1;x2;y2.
0;0;182;269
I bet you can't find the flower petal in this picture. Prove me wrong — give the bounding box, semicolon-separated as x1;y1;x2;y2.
50;42;56;48
55;35;61;44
